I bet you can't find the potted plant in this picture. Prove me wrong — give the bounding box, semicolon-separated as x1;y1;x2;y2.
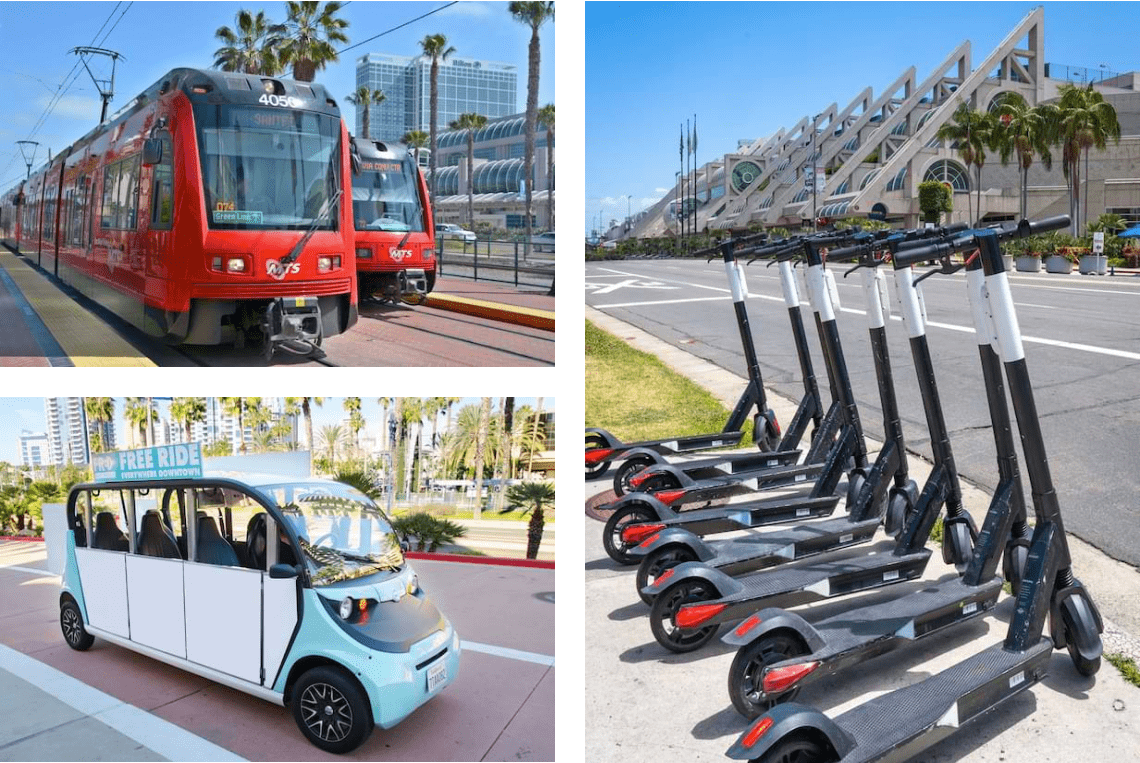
1044;233;1074;274
1075;234;1105;275
1001;238;1023;272
1083;214;1126;275
1015;234;1043;272
918;180;953;227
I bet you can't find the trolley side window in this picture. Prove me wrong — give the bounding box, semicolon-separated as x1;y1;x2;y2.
150;135;174;229
68;175;89;247
100;155;142;231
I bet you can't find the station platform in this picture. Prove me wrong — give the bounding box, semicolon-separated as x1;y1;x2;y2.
0;539;554;761
0;248;155;367
425;277;555;331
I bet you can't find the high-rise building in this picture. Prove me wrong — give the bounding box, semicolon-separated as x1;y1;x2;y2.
355;53;517;141
88;418;116;452
18;431;50;469
44;397;89;466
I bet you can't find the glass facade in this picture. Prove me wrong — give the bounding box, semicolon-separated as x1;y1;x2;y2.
356;53;517;141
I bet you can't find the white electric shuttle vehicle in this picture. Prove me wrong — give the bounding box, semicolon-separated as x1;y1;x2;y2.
57;446;459;754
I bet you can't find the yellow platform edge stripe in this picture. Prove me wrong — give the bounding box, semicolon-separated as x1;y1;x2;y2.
424;293;555;332
0;251;156;367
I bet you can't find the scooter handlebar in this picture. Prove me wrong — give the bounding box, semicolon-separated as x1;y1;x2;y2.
892;216;1071;268
1021;215;1071;237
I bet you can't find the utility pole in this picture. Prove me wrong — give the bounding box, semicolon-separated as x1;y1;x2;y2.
70;47;125;124
15;141;38;179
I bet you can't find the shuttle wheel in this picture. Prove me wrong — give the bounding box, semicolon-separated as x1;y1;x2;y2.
60;600;94;651
293;666;374;753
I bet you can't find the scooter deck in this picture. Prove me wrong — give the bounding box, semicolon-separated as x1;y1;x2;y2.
714;545;932;617
828;639;1052;762
667;448;803;477
654;494;842;538
707;516;883;576
808;577;1003;662
666;460;829;492
633;430;746;455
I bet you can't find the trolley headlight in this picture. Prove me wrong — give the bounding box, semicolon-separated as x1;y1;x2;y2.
318;255;342;272
355;247;372;259
226;257;247;273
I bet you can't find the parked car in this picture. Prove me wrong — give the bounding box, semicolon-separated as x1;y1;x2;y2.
435;223;476;243
531;231;556;253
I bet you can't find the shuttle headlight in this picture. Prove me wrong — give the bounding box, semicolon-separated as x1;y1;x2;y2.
407;574;419;595
339;597;354;620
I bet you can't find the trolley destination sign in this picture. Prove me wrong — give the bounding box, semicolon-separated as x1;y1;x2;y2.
91;443;203;482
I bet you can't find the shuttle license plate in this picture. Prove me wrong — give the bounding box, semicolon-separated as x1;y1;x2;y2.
427;661;447;691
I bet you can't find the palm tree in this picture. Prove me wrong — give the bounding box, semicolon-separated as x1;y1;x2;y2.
537;103;555;230
84;397;114;454
505;481;554;559
378;397;392;455
402;130;429;167
278;1;350;83
1055;83;1121;234
343;397;364;455
170;398;207;444
123;398;157;448
346;86;384;140
214;9;284;75
450;112;488;230
401;398;425;494
419;33;456;222
220;397;246;454
317;424;345;465
935;101;994;225
526;397;544;474
472;397;492;518
991;93;1054;220
300;397;323;454
508;2;554;252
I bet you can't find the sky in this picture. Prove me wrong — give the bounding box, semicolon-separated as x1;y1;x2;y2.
0;397;555;463
0;0;555;191
585;1;1139;235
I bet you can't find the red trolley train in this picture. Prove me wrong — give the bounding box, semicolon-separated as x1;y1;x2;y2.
4;67;357;354
349;137;436;304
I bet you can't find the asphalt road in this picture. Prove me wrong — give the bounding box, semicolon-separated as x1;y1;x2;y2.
586;258;1140;567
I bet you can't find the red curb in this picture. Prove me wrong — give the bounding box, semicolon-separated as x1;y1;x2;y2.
0;536;44;542
405;551;555;569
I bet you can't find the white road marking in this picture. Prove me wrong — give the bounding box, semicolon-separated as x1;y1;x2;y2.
461;640;555;667
1013;282;1140;297
595;295;733;309
1013;302;1055;310
0;564;57;576
0;643;246;761
588;278;680;295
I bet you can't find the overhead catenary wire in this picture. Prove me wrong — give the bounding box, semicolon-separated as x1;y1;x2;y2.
337;1;458;55
1;2;132;188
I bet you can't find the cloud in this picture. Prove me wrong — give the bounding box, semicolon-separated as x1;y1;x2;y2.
654;187;670;194
36;93;99;122
441;2;496;19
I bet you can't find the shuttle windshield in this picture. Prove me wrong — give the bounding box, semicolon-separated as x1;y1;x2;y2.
262;481;404;585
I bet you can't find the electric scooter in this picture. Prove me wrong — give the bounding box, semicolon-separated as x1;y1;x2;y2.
609;234;837;497
602;232;871;565
586;234;786;481
627;232;933;602
727;216;1103;763
644;229;977;654
721;234;1033;719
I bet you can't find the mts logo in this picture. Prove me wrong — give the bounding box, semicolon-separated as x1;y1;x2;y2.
266;260;302;280
389;248;415;262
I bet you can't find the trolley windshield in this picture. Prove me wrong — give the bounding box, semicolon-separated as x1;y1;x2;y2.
262;481;404;586
195;105;341;230
351;156;425;232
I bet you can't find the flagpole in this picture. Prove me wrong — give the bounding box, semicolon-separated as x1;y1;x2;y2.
679;123;685;246
692;113;698;240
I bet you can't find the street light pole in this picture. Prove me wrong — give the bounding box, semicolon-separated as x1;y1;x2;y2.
626;194;632;233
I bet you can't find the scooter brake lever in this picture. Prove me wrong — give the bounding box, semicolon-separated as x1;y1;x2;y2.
842;261;868;278
913;257;963;285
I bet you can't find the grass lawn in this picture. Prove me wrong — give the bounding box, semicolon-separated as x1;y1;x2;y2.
586;319;752;444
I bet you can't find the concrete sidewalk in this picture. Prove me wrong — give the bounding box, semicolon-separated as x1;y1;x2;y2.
584;306;1140;763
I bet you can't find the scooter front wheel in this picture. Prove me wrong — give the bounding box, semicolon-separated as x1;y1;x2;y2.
728;632;808;719
636;545;697;605
650;579;720;653
602;504;658;565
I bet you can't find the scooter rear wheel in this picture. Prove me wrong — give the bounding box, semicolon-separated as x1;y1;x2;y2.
941;516;975;569
586;433;611;480
650;579;720;653
636;545;697;605
602;504;658;565
728;632;808;718
750;732;835;763
638;471;682;494
1062;599;1102;677
613;455;656;497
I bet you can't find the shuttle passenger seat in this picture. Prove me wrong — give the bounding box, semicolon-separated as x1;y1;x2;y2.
195;515;240;567
137;513;182;559
93;512;129;552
